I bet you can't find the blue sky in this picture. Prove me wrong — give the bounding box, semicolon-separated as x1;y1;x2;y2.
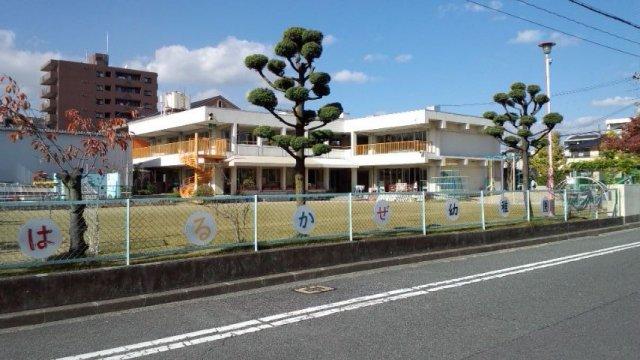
1;0;639;134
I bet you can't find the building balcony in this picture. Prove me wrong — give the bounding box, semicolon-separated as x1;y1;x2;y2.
355;140;435;155
234;144;349;159
40;60;57;72
132;138;228;160
40;100;56;112
41;86;57;99
40;72;57;85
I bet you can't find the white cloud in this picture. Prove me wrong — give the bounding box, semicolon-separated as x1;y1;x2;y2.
323;34;337;45
509;29;580;46
557;116;600;131
394;54;413;63
550;32;580;47
124;36;269;86
192;88;222;101
363;53;387;62
0;29;62;106
591;96;637;107
509;29;544;44
333;70;369;83
464;0;502;12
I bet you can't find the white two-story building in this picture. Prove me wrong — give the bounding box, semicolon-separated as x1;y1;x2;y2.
129;98;502;195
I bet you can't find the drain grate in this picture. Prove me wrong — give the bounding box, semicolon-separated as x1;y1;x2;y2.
293;285;335;294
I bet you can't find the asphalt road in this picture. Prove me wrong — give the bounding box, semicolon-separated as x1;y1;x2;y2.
1;228;640;360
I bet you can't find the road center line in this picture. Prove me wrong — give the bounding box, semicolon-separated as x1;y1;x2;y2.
57;241;640;360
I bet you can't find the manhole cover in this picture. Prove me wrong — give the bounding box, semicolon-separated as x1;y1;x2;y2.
293;285;335;294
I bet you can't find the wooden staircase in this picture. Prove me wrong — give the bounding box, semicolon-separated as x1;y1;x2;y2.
178;134;226;197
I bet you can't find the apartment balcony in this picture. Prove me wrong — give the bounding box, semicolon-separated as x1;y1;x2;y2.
40;60;57;72
40;99;56;113
235;144;349;159
40;72;57;85
41;86;57;99
355;140;435;155
132;138;228;160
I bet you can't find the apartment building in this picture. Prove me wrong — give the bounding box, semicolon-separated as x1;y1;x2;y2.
128;104;503;195
40;53;158;129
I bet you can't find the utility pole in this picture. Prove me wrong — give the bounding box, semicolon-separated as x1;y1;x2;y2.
539;41;556;213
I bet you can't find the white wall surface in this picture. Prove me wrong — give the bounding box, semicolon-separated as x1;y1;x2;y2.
439;130;500;157
0;129;131;185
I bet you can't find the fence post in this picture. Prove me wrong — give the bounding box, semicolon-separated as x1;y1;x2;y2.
480;190;486;230
526;190;531;222
125;198;130;266
348;193;353;241
421;191;426;235
253;195;258;251
563;189;568;222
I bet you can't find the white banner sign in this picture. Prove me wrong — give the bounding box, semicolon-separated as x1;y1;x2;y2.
445;198;460;221
184;211;217;246
18;218;62;259
373;199;391;227
293;205;316;235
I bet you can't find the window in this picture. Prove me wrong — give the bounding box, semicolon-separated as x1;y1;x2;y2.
115;111;132;119
237;168;257;190
106;71;111;77
308;169;324;190
95;112;105;119
96;85;105;91
375;131;426;143
217;100;223;107
144;103;152;110
143;76;152;84
105;85;111;91
96;99;105;105
115;85;140;94
105;99;111;105
377;168;427;191
115;72;141;81
261;168;281;190
115;98;141;107
104;112;111;118
143;90;152;96
237;131;257;145
96;71;106;78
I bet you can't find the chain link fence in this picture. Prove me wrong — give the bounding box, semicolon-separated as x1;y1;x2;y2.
0;188;618;272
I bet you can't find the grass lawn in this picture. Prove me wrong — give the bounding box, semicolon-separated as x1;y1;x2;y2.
0;192;598;270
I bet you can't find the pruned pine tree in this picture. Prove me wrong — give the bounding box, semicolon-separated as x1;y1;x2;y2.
244;27;343;201
483;82;563;194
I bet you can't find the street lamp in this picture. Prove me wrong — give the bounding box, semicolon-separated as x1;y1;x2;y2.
539;41;555;211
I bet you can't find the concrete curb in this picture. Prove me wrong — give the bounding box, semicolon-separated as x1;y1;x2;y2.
1;221;638;329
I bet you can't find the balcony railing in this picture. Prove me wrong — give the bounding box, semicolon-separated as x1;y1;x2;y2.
40;72;57;85
41;86;57;99
355;140;434;155
40;100;56;112
132;138;228;159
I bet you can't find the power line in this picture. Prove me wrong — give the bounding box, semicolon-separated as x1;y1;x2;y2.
554;77;634;97
568;0;640;31
440;76;634;107
559;100;639;137
465;0;640;58
515;0;640;46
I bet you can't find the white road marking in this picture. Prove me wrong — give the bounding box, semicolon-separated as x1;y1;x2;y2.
57;241;640;360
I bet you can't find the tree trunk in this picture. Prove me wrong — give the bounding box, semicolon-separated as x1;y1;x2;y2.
60;169;89;258
294;100;306;206
294;152;305;205
521;148;533;218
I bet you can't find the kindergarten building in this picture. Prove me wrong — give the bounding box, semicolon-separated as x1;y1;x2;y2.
129;97;502;195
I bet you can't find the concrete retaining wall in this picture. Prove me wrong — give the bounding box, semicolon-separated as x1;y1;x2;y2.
0;217;625;315
610;184;640;217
